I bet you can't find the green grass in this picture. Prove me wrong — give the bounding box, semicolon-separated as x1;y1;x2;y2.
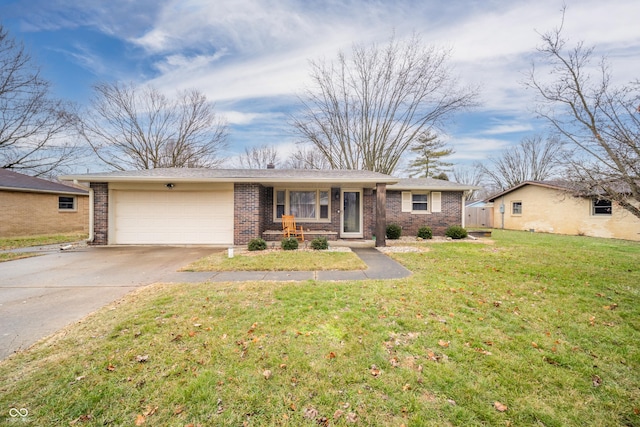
1;230;638;426
0;252;39;262
182;249;367;271
0;232;87;250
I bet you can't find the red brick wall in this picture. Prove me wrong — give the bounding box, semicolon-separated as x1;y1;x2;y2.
384;190;463;237
261;187;344;241
90;182;108;245
234;183;262;245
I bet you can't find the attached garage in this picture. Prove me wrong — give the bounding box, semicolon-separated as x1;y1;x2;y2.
109;183;234;245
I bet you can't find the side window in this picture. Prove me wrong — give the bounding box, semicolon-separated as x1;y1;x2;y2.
59;196;76;211
512;201;522;215
276;190;285;219
592;199;612;215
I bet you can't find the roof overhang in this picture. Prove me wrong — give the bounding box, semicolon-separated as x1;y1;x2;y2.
59;168;399;189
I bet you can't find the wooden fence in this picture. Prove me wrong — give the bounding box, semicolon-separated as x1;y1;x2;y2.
466;206;494;228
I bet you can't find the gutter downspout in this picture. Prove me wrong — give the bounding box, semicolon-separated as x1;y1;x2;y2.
462;191;468;228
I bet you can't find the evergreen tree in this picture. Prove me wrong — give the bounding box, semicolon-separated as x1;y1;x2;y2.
407;131;455;178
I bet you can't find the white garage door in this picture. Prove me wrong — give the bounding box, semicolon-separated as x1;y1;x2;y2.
112;188;234;244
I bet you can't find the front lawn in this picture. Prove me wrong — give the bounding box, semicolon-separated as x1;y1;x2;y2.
0;232;87;250
0;230;638;426
182;249;367;271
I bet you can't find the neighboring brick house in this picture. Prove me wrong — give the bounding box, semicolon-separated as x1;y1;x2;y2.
0;169;89;238
486;181;640;241
61;168;477;247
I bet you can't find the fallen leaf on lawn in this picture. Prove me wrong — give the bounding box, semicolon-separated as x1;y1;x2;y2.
333;409;344;420
493;301;502;307
136;355;149;363
474;347;492;356
188;331;196;337
589;316;596;326
69;414;92;424
303;407;319;419
447;399;457;406
370;364;381;377
263;369;272;379
402;383;412;391
438;340;450;348
317;416;329;426
604;303;618;310
141;406;157;417
173;405;184;415
346;412;358;423
592;375;602;387
327;352;336;359
171;334;182;342
134;414;146;425
494;401;508;412
389;357;400;367
106;364;116;371
531;342;539;348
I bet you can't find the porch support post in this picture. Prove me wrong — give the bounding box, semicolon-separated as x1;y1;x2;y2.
375;183;386;247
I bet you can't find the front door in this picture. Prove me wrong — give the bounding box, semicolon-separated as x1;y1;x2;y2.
341;189;363;238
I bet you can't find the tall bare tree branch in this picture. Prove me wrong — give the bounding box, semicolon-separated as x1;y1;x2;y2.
527;11;640;219
475;135;567;190
78;82;229;170
0;25;78;176
235;144;280;169
292;33;477;174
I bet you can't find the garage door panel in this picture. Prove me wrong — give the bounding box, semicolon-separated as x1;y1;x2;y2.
112;190;233;244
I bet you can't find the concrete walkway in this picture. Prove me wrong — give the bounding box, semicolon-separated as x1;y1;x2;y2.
164;247;412;282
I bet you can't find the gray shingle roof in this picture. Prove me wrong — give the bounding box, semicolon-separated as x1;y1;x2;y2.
0;169;88;195
388;177;480;191
60;168;399;185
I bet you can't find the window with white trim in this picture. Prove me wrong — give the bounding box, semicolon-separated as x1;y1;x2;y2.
275;189;330;221
401;191;441;214
592;199;612;216
512;201;522;215
58;196;76;211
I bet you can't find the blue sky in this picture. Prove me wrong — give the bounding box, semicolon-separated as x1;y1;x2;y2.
1;0;638;173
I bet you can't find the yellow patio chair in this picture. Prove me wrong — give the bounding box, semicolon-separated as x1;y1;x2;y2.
282;215;304;242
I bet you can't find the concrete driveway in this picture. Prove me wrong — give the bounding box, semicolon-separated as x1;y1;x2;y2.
0;245;217;360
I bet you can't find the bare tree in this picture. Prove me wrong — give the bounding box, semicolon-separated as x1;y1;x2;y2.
284;144;330;169
236;144;280;169
407;131;454;178
452;166;484;201
79;82;229;170
0;25;78;176
292;34;477;174
475;135;567;190
528;14;640;219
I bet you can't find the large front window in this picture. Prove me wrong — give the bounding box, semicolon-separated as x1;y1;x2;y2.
275;189;330;221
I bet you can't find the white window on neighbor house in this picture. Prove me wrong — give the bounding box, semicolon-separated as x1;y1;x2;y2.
401;191;441;214
58;196;76;211
511;201;522;215
274;189;330;221
592;199;612;216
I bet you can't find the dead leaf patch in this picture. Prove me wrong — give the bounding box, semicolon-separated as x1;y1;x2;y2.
494;401;508;412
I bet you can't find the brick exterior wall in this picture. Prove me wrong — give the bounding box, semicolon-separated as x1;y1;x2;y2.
261;187;346;241
0;190;89;237
90;182;109;245
384;190;463;237
234;183;263;245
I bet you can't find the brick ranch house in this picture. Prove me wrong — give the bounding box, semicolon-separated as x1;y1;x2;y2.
60;168;477;247
0;169;89;237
